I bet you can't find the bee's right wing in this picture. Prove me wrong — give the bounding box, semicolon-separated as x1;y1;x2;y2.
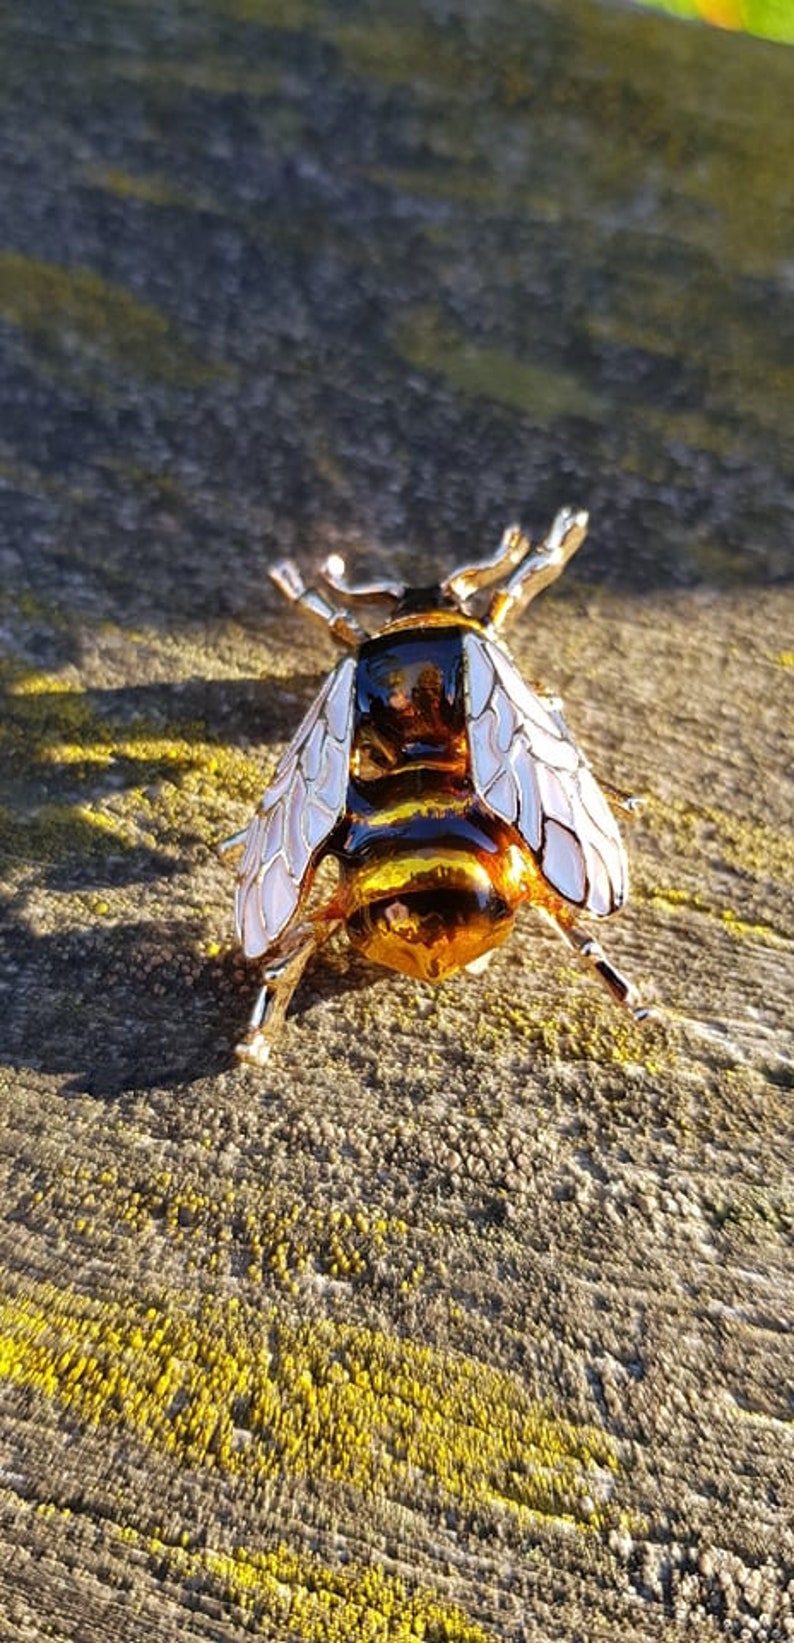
234;656;356;958
463;630;627;916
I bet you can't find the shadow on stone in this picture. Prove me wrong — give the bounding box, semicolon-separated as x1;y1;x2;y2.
0;899;382;1099
0;906;230;1097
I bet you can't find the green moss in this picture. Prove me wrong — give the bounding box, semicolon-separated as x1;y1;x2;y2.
331;16;476;91
397;309;602;425
0;801;132;866
92;453;185;497
631;0;794;46
624;405;744;463
585;306;794;447
0;1280;618;1530
0;456;72;503
83;166;206;211
704;1186;792;1237
227;0;331;29
364;163;501;210
105;56;282;96
0;252;224;386
241;0;794;282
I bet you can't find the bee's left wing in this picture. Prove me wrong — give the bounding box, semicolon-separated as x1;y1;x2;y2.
234;656;356;958
463;630;627;915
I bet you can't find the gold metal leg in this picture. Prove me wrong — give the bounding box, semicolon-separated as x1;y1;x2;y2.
487;507;589;631
442;524;533;606
235;917;340;1066
270;559;369;647
597;782;645;817
546;909;651;1021
217;826;248;866
318;553;403;613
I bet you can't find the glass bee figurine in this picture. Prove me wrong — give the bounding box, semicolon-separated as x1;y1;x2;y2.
220;507;648;1065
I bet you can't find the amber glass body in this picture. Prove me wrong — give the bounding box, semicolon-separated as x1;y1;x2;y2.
334;614;532;983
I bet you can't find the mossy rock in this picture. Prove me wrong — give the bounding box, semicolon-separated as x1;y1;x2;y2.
0;1;791;1639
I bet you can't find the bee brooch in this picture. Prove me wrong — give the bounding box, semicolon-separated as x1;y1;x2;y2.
220;507;648;1064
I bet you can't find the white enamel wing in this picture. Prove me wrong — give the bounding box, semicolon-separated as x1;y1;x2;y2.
463;630;627;916
234;656;356;958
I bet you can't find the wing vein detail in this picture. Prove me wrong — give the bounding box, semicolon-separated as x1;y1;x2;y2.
234;657;355;957
463;631;627;914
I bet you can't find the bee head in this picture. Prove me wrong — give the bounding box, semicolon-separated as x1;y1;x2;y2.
392;583;458;621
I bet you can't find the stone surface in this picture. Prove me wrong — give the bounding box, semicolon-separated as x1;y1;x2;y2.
0;1;792;1639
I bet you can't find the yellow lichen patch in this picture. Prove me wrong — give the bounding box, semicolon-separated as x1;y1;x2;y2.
0;663;267;864
396;309;603;425
28;1159;409;1291
105;733;266;848
0;1282;617;1529
0;802;132;865
479;963;668;1074
24;1500;492;1643
151;1532;493;1642
699;805;792;885
645;887;786;948
719;909;785;946
4;667;99;714
645;797;794;887
0;251;224;386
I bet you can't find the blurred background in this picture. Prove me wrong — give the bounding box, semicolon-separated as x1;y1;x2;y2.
637;0;792;39
1;0;791;666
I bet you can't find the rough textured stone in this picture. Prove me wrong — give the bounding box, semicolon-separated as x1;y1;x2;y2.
0;1;792;1639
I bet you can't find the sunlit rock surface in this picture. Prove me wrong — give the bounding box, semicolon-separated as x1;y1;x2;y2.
0;1;792;1638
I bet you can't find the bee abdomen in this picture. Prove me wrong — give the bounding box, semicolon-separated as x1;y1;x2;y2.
345;855;515;983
